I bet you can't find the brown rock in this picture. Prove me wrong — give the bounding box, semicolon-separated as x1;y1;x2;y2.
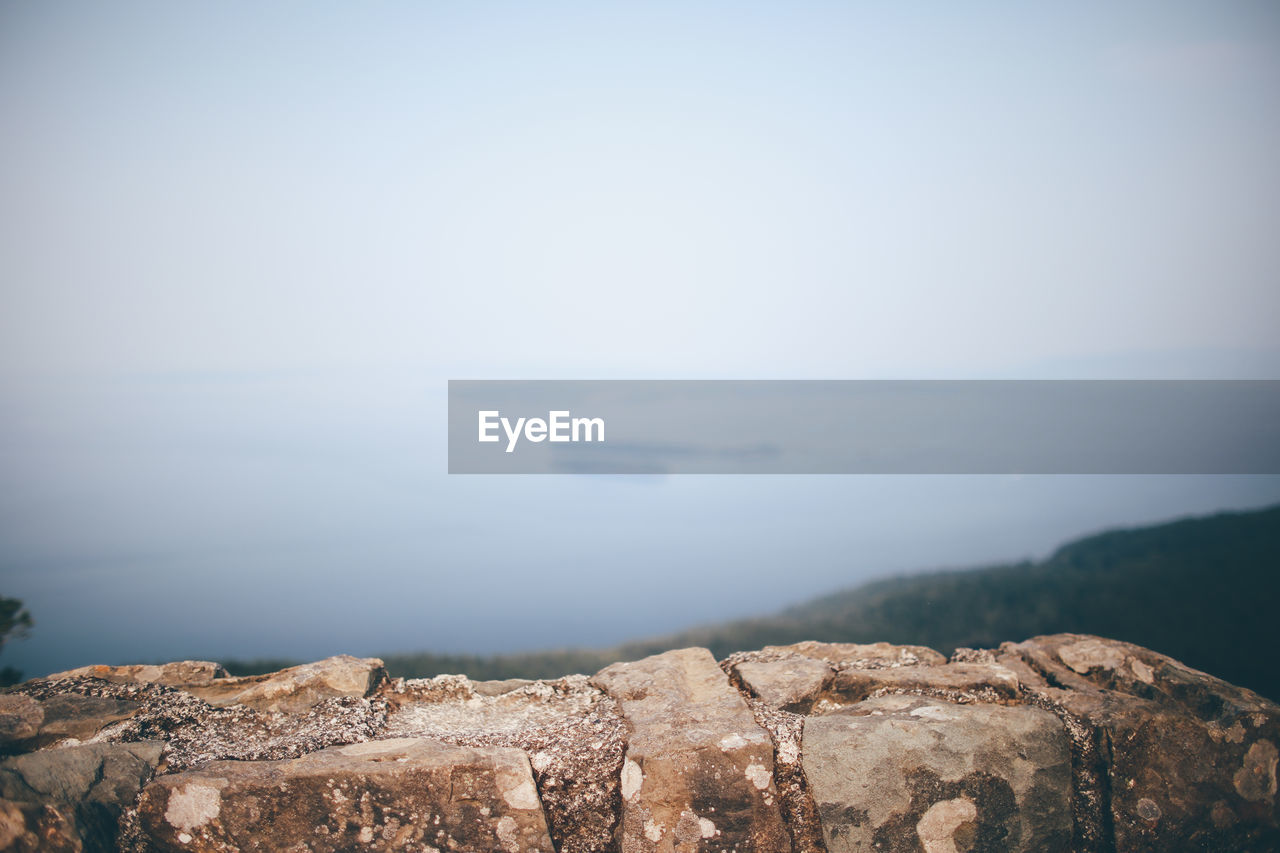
733;656;833;712
829;660;1022;704
767;640;947;667
136;737;554;852
592;647;791;853
730;642;1015;714
1003;633;1280;851
186;655;386;713
383;673;625;853
473;678;538;697
803;695;1073;852
45;661;225;687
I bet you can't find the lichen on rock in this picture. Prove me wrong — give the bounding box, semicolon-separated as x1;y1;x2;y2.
1;634;1277;852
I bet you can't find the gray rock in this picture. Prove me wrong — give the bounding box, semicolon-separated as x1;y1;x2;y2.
0;695;43;750
803;695;1073;852
0;740;163;852
593;647;791;853
35;694;142;747
136;737;554;852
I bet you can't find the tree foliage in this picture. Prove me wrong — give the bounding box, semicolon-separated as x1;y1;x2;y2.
0;596;32;652
0;595;32;686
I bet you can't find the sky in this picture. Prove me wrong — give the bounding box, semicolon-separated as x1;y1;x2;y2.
2;2;1279;676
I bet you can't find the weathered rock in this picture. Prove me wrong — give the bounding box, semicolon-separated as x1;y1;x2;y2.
136;737;554;852
185;655;386;713
106;689;390;773
829;660;1022;704
1002;633;1280;852
730;642;1016;714
384;673;624;853
768;640;947;668
45;661;225;688
473;678;538;697
737;694;827;853
733;656;834;712
33;694;142;748
0;696;43;751
7;637;1279;852
0;740;163;852
803;695;1073;852
593;647;791;853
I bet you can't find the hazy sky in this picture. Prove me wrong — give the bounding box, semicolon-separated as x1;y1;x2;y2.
2;2;1279;676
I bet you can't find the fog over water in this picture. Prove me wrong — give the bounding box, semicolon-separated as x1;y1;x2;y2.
2;3;1279;676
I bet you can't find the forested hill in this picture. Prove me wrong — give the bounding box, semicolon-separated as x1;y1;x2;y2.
606;503;1280;700
232;504;1280;701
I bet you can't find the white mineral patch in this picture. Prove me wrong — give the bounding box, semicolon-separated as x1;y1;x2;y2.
621;759;644;802
699;817;717;838
910;705;957;722
338;738;418;756
496;816;520;853
991;665;1019;685
1129;659;1155;684
502;776;541;810
644;819;664;842
916;796;977;853
719;733;748;751
777;740;800;764
745;762;771;791
1058;639;1124;674
165;782;223;833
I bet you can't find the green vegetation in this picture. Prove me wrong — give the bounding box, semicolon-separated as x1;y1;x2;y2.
0;595;33;687
635;504;1280;700
226;505;1280;701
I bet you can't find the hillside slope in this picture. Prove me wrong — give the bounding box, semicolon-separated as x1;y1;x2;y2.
606;504;1280;699
234;505;1279;700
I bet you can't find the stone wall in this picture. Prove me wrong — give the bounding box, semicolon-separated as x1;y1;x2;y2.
0;634;1276;852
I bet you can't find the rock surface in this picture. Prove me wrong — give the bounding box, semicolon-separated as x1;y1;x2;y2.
803;695;1072;851
593;647;791;852
0;634;1275;852
0;696;42;752
184;655;386;713
46;662;226;689
382;673;624;853
137;737;553;852
731;641;1021;715
999;634;1280;852
0;740;163;852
